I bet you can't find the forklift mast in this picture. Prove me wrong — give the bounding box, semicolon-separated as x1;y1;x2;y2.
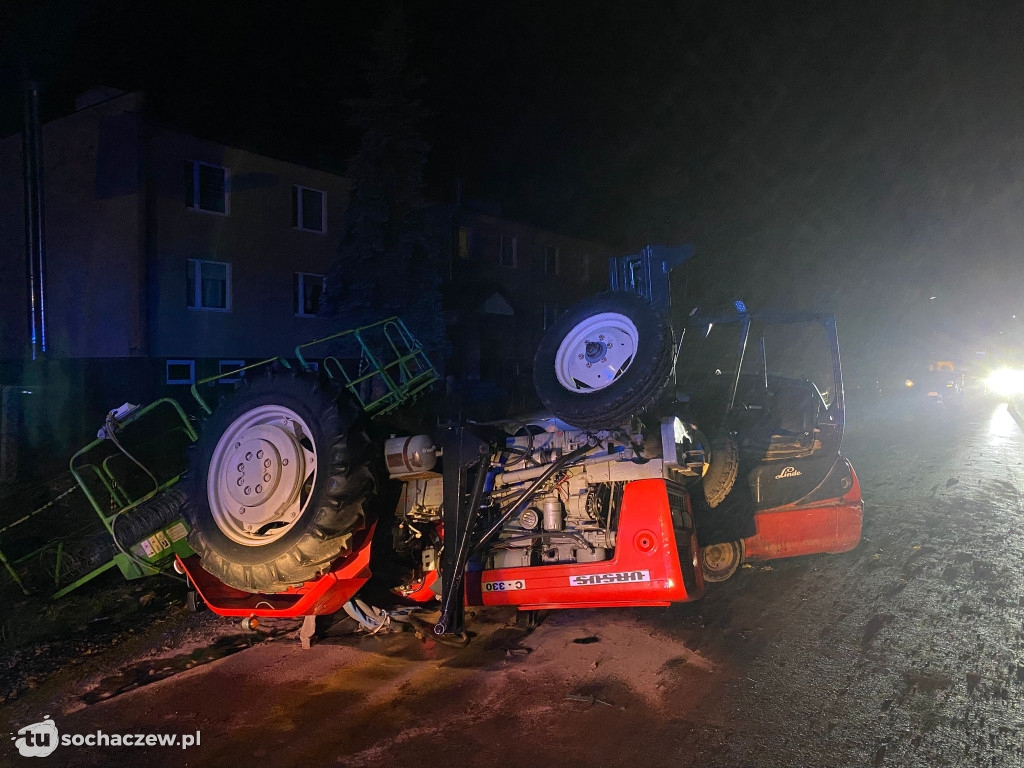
608;244;694;319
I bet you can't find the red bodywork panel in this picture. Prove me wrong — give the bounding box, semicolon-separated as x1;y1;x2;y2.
742;464;863;561
465;478;705;610
393;570;440;603
176;524;375;618
180;463;862;619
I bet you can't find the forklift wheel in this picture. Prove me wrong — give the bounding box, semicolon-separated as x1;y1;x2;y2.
701;540;744;582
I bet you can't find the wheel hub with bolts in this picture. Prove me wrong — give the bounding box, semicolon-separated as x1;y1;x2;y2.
701;539;743;582
554;312;639;393
703;543;732;571
227;439;282;506
207;406;317;546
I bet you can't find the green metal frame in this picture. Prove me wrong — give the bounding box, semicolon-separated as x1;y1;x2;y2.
1;316;438;599
0;481;79;595
55;398;199;597
294;316;438;415
190;357;292;416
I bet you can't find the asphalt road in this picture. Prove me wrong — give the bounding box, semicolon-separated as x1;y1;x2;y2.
9;395;1024;767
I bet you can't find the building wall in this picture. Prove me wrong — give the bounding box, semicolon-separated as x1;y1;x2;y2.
445;209;618;414
451;210;615;360
0;91;353;367
0;91;147;360
146;130;350;360
0;92;354;476
0;133;28;359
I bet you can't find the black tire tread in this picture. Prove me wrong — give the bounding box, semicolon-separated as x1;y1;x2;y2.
703;432;739;508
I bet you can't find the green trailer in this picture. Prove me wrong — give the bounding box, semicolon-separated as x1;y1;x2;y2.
0;317;437;599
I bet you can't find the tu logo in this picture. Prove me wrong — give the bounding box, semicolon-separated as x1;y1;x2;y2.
12;716;59;758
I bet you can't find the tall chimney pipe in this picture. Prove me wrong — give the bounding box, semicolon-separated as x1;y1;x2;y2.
22;80;47;359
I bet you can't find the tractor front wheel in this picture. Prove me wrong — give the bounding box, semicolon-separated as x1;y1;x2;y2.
533;292;674;430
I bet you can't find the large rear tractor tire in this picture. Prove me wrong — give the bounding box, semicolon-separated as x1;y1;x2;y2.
533;292;674;430
184;374;374;593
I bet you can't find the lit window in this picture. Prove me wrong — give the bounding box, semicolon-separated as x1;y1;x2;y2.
186;259;231;311
166;360;195;385
292;186;326;233
218;359;245;383
544;245;559;275
458;227;470;259
294;272;326;316
500;235;517;268
185;161;228;214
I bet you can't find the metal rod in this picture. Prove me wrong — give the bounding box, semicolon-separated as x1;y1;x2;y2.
760;333;768;391
726;315;751;414
827;316;846;438
435;454;490;635
22;81;40;359
473;440;595;555
29;84;47;354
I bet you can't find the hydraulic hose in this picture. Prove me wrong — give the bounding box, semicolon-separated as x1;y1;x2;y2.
472;438;597;556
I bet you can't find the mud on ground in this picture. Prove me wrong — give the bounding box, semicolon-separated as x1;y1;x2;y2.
3;396;1024;768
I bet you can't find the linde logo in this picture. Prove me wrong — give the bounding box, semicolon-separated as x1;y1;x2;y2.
775;466;802;479
569;570;650;587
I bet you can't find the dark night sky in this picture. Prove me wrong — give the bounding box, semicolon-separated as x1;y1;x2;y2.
3;0;1024;374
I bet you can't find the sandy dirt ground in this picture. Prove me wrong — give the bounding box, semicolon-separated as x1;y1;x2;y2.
4;395;1024;767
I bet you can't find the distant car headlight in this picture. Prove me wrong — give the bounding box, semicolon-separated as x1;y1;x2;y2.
904;379;914;388
985;368;1024;397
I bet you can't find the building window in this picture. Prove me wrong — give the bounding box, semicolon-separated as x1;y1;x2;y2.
166;360;195;385
185;161;228;214
294;272;326;316
186;259;231;311
458;227;470;260
500;235;517;268
543;302;560;329
544;245;560;275
292;186;326;233
579;253;590;282
218;359;245;383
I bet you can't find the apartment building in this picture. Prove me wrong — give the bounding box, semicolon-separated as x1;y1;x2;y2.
0;89;350;476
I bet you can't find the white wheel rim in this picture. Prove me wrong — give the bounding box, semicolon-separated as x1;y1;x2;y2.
702;541;741;580
554;312;639;393
207;404;317;546
703;543;735;572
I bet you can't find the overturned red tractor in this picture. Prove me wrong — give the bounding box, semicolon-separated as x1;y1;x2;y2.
176;246;862;643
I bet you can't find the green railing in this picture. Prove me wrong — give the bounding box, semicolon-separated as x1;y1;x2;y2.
57;398;199;597
294;316;438;415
